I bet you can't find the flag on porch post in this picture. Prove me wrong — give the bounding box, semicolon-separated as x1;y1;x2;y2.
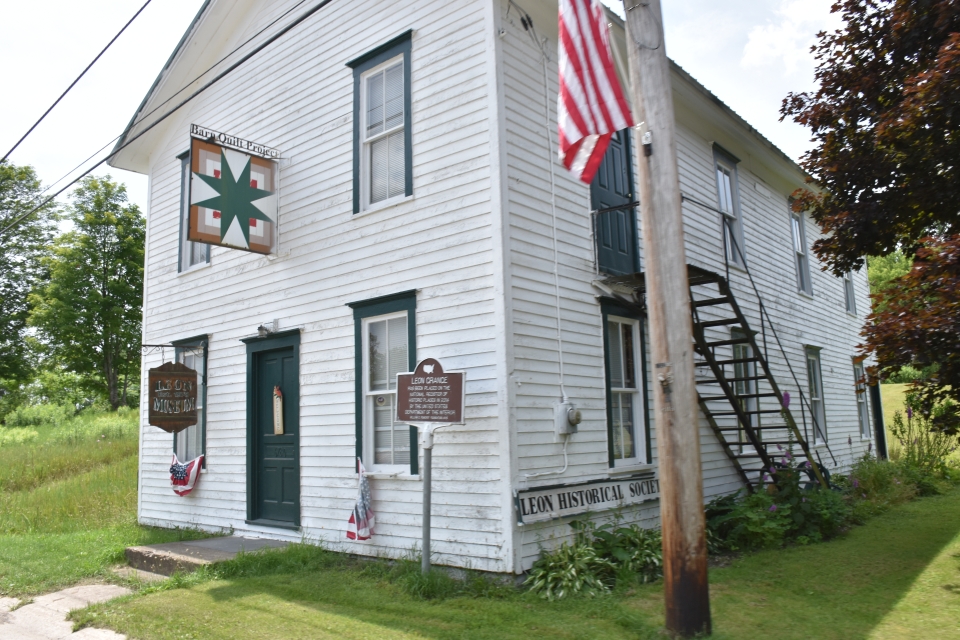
347;458;375;540
558;0;634;183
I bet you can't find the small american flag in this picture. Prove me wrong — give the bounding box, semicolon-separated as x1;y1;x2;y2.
346;458;375;540
170;454;204;497
558;0;633;183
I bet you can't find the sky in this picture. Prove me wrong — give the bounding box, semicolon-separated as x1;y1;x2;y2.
0;0;841;215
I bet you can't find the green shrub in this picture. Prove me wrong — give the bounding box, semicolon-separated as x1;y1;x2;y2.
845;454;918;521
589;523;663;584
889;406;958;477
0;427;39;448
5;403;74;428
49;408;137;445
707;491;792;551
525;540;614;600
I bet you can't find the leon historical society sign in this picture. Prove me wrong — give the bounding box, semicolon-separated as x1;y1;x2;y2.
148;362;199;433
516;475;661;524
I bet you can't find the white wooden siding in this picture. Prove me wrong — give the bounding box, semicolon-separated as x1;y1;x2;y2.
502;1;875;571
133;0;513;572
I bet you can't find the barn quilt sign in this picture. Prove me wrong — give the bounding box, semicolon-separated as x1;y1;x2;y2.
188;125;279;254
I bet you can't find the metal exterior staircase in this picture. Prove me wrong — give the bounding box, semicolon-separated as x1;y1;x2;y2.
685;266;827;491
604;264;829;492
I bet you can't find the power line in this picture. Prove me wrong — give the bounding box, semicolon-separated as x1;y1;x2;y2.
33;0;312;202
1;0;153;164
0;0;334;242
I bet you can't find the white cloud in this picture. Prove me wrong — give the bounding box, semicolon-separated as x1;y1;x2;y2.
741;0;840;75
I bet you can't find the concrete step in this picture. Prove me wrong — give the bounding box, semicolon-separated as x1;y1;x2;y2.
125;536;288;576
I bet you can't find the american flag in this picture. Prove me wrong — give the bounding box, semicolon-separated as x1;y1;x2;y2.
347;458;375;540
558;0;633;183
170;454;204;497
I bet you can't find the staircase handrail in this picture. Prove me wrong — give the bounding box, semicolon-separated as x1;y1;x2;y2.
681;194;837;465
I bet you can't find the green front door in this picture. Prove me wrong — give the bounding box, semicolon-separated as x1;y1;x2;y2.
251;345;299;525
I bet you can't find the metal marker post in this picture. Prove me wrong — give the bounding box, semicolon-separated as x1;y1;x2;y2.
395;359;465;576
421;425;434;575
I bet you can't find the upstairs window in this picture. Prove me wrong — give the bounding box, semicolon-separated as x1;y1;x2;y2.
843;271;857;315
791;211;812;295
714;147;745;267
178;152;209;272
348;31;413;213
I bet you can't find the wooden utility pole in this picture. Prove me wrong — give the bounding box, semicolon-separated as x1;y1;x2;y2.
621;0;711;636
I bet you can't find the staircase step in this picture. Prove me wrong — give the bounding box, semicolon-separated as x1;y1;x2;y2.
715;426;788;432
692;296;731;308
699;392;778;402
699;375;768;384
703;337;752;348
696;317;741;328
710;409;784;417
695;357;759;367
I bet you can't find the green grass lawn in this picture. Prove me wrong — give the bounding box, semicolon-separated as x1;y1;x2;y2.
73;489;960;640
0;409;208;597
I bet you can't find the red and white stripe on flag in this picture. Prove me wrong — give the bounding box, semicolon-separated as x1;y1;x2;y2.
170;454;204;497
558;0;633;184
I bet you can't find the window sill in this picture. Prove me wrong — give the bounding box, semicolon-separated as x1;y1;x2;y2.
607;463;656;477
365;471;420;481
797;290;814;300
356;194;414;217
177;261;211;277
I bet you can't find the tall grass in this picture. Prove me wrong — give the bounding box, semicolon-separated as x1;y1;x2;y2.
0;454;139;535
0;408;138;492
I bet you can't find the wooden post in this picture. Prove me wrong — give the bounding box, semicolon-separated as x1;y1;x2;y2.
621;0;711;636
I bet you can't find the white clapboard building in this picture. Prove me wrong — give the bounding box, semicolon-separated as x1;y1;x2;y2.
111;0;882;574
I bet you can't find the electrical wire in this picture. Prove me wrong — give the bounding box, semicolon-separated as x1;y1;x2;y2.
32;0;313;204
1;0;154;164
0;0;335;242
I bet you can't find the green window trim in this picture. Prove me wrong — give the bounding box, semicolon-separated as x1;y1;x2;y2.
171;334;209;468
347;290;418;474
600;299;651;467
347;30;413;214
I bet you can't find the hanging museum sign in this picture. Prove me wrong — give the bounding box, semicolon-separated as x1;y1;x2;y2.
148;361;199;433
515;474;661;524
188;124;279;254
396;358;465;424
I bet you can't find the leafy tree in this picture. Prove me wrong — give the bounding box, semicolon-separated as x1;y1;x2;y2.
29;176;145;409
782;0;960;272
0;161;56;384
866;250;910;310
860;238;960;432
782;0;960;426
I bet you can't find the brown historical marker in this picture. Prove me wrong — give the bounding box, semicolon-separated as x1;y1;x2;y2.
396;358;465;425
148;361;199;433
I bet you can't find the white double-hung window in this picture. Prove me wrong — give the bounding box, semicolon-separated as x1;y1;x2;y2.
362;59;405;206
806;347;827;444
178;151;209;272
605;314;646;466
349;31;412;213
853;360;872;440
714;147;745;266
843;271;857;315
363;311;410;469
791;211;812;295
